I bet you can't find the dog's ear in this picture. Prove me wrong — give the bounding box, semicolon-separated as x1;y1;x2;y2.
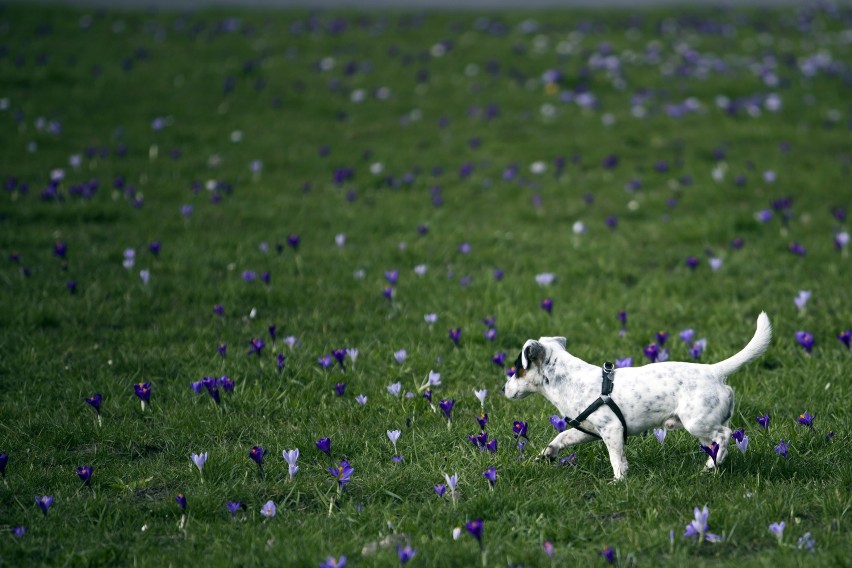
551;337;567;349
522;340;544;369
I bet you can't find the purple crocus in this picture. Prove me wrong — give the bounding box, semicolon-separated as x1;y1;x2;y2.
838;330;852;348
449;327;462;346
700;441;719;465
774;439;789;458
249;446;267;476
287;234;300;251
513;421;528;439
318;354;333;369
332;349;346;371
277;353;286;371
465;519;484;543
683;505;722;543
543;541;555;558
320;556;347;568
685;256;699;270
492;352;506;367
679;329;695;344
600;546;615;564
85;393;102;415
549;415;567;432
35;495;53;516
653;428;666;446
434;483;447;497
797;412;814;428
643;344;660;363
439;399;455;422
217;343;227;357
329;460;354;489
12;526;25;539
541;298;553;314
248;337;265;356
384;270;399;285
226;501;241;517
757;413;771;429
769;521;785;542
476;412;488;429
397;545;417;565
656;331;669;346
794;331;814;353
134;382;151;409
615;357;633;368
0;453;7;479
316;437;331;456
212;304;224;316
334;383;346;397
77;465;93;486
689;339;707;360
788;242;806;256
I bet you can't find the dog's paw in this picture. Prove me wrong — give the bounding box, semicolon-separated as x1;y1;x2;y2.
535;449;557;463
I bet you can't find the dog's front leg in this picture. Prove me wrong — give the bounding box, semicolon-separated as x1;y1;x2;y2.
600;427;628;481
539;429;598;461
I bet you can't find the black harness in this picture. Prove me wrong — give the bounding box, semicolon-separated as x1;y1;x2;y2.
566;362;629;443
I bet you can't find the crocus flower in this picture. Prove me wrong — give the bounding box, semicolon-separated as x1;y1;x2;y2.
283;449;299;481
217;343;227;357
384;270;399;285
0;453;7;479
492;352;506;367
318;355;333;369
485;439;498;453
175;493;187;511
683;505;722;542
794;290;811;312
346;348;359;365
35;495;53;515
838;330;852;348
774;439;789;458
735;433;749;456
329;460;354;489
794;331;814;353
615;357;633;368
387;382;402;397
394;349;407;364
465;519;483;543
287;234;300;251
476;412;488;429
320;556;347;568
679;329;694;344
218;376;234;392
685;256;699;270
449;327;462;346
355;394;368;405
788;242;806;256
226;501;241;517
316;437;331;456
434;483;447;497
700;441;719;465
541;298;553;314
689;339;707;359
769;521;785;542
426;370;441;387
656;331;669;346
212;304;224;316
600;546;615;564
134;383;151;410
549;415;567;432
248;337;265;356
332;349;346;371
653;428;666;446
474;389;487;408
483;467;497;488
387;430;401;453
191;452;207;477
643;344;662;363
543;541;555;558
757;413;771;429
796;532;815;551
334;383;346;396
560;453;578;467
85;393;102;415
12;526;25;538
444;473;458;505
424;313;437;324
797;412;814;428
261;500;276;518
190;381;204;394
249;446;267;476
484;328;497;342
77;465;93;486
439;399;455;422
513;421;528;439
397;545;417;565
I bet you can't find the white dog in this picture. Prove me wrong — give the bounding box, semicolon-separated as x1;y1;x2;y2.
503;312;771;480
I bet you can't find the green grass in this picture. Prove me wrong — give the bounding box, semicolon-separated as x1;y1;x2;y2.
0;3;850;566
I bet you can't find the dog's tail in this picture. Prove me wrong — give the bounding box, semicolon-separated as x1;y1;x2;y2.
712;312;772;379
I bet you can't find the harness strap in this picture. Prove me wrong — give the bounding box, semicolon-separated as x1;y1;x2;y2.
565;362;628;443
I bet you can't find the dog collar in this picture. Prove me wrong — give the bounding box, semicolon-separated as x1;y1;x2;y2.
565;361;628;443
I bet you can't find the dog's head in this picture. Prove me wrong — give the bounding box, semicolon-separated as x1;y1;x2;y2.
502;336;566;399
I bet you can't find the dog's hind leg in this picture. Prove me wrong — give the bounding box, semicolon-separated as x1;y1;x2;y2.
540;429;598;460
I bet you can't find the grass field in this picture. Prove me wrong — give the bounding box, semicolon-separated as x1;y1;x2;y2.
0;2;850;566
